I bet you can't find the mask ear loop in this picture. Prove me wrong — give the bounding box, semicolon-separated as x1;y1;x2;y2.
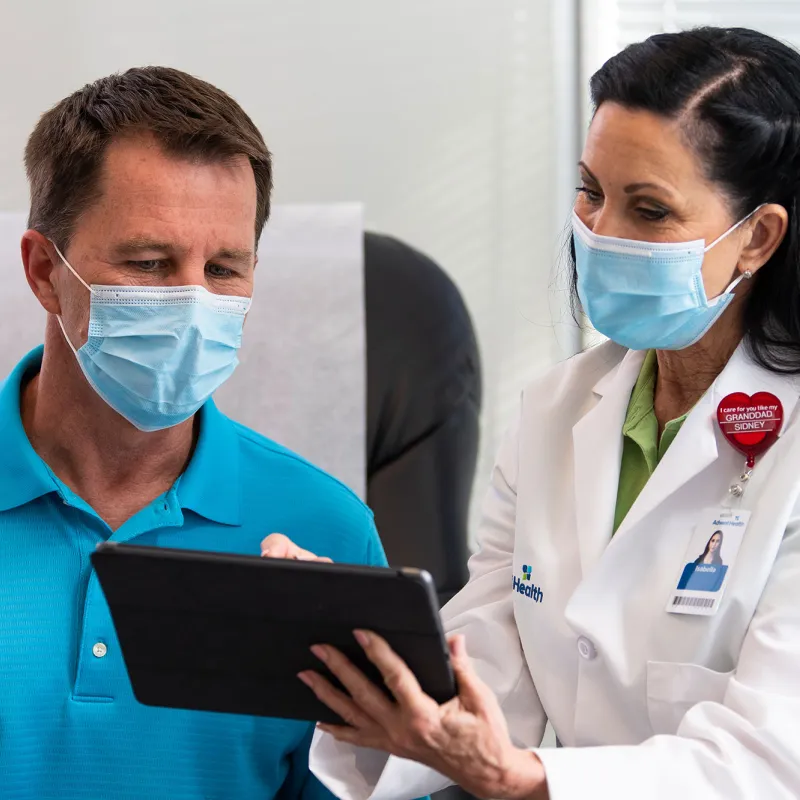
720;269;752;296
703;203;767;253
50;241;92;354
55;315;79;356
52;242;92;293
703;203;766;296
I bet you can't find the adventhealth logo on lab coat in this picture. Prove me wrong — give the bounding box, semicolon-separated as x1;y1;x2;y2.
513;564;543;602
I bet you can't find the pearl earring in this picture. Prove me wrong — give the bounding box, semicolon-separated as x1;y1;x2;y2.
743;269;753;280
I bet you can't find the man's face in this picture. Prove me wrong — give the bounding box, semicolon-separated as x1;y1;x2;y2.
54;133;258;350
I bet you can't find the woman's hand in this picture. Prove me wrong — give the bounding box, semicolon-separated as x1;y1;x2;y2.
259;533;332;562
299;632;548;800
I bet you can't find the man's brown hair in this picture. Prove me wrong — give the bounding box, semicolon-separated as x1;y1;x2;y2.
25;66;272;248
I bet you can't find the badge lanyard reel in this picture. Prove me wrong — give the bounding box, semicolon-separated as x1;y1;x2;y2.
667;392;783;616
717;391;783;506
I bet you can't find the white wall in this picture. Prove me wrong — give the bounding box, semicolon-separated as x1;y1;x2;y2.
0;0;578;528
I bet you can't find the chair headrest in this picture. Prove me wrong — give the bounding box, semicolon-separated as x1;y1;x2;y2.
0;205;367;497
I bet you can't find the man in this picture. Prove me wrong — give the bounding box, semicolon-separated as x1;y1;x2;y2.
0;66;384;799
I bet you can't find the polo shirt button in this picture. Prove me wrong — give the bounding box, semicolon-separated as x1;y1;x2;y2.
577;636;597;660
92;642;108;658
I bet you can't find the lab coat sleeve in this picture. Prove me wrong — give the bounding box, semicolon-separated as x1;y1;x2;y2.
536;516;800;800
310;408;548;800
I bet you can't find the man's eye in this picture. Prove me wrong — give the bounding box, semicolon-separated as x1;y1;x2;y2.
206;263;235;278
128;260;166;271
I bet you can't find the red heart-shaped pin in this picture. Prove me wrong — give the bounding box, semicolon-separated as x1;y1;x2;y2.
717;392;783;465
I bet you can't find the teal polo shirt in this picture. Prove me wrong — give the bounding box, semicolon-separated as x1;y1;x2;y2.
0;347;386;800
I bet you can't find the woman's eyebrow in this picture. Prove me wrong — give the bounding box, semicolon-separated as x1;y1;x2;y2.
624;181;676;199
578;161;600;184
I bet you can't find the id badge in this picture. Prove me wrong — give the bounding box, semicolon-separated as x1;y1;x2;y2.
666;508;751;616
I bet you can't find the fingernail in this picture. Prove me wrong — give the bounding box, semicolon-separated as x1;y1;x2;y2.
317;723;331;733
311;645;328;662
297;671;313;687
353;630;370;647
261;548;272;557
450;634;467;658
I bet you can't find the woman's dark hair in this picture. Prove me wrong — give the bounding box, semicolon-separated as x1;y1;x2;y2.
572;27;800;374
694;530;724;565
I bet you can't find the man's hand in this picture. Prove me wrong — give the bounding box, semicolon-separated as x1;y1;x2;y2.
260;533;332;562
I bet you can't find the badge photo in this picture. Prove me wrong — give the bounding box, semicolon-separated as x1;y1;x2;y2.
667;509;751;616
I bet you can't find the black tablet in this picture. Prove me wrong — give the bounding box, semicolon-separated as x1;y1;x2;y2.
90;543;455;724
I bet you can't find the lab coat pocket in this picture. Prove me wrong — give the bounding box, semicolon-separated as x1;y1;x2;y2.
646;660;734;735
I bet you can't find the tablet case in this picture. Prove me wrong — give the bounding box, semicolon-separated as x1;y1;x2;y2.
91;543;455;724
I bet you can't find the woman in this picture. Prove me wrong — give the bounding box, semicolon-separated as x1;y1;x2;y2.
695;531;724;566
275;26;800;799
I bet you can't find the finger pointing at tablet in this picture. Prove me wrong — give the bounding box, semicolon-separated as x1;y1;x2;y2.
260;533;333;562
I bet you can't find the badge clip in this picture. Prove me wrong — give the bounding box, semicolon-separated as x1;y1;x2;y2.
728;464;752;499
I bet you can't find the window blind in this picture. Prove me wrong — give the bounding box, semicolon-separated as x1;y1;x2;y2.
613;0;800;52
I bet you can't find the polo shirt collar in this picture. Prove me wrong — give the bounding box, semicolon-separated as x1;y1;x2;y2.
176;398;242;526
0;347;60;512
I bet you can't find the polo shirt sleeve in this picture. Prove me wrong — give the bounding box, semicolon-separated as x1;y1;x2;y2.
363;514;389;568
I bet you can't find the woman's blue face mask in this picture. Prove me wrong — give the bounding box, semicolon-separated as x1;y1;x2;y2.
572;206;764;351
53;243;251;431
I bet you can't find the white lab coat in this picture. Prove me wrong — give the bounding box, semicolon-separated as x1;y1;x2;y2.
310;341;800;799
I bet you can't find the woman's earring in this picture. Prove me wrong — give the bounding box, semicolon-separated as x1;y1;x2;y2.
743;269;753;280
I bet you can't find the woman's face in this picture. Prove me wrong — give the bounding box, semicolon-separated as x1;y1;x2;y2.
709;533;722;552
575;102;755;301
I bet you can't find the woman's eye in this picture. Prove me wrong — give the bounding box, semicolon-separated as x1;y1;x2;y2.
576;186;603;205
638;207;670;222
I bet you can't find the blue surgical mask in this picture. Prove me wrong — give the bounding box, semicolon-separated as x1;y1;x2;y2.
572;207;763;350
53;244;251;432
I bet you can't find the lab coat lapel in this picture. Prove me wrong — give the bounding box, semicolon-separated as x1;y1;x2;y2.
614;343;800;541
572;349;645;577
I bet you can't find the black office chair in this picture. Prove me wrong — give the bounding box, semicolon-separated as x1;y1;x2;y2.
364;232;481;604
364;232;481;800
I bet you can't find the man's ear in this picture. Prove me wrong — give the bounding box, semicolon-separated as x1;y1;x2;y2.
22;230;63;315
